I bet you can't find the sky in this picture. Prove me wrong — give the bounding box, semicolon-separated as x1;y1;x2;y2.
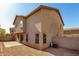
0;3;79;33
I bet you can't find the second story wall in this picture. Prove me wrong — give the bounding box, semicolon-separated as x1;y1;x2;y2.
24;9;42;44
14;16;24;33
41;8;63;37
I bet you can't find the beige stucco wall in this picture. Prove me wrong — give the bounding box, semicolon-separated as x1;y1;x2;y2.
23;10;43;49
14;16;24;43
14;17;23;33
53;37;79;50
40;8;63;49
23;8;63;49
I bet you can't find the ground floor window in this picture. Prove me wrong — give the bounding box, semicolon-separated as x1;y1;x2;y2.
43;33;46;44
35;33;39;44
26;34;28;42
20;34;23;42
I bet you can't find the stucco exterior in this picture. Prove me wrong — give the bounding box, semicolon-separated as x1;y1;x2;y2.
40;8;63;49
13;5;64;49
14;16;24;33
13;16;24;43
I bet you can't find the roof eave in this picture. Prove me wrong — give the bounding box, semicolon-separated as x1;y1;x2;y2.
13;15;24;25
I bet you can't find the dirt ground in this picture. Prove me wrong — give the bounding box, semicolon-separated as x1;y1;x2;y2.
0;41;54;56
44;47;79;56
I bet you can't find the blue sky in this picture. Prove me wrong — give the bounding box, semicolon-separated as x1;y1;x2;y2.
0;3;79;33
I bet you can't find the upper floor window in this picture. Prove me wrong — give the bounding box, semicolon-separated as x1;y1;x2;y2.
20;21;23;25
19;21;23;28
43;33;47;44
35;33;39;44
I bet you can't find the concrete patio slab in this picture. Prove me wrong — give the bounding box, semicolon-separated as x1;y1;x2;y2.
3;41;22;48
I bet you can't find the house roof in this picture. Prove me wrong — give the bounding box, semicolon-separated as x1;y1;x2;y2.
24;5;64;25
13;5;64;25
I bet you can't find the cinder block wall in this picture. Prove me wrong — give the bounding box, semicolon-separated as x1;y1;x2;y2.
53;36;79;50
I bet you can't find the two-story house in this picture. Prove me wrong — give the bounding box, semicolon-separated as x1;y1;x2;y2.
13;5;64;49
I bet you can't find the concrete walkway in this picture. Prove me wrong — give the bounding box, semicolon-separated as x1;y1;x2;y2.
0;41;54;56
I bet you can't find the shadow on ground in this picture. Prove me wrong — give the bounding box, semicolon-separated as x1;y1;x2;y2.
43;47;79;56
